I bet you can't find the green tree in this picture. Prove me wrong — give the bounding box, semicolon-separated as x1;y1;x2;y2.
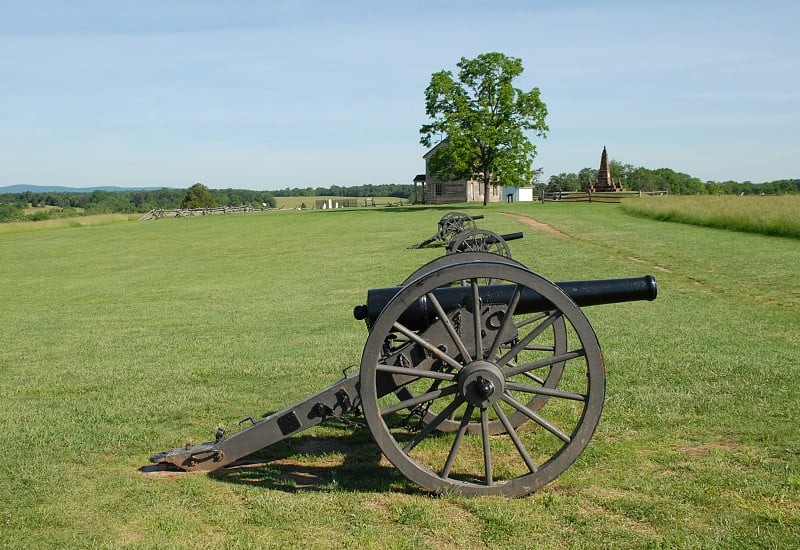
420;52;548;205
0;202;25;222
547;172;581;192
181;183;216;209
578;167;598;190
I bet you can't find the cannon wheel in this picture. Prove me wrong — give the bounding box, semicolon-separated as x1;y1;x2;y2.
396;253;567;435
447;228;512;258
438;212;476;243
360;260;604;497
400;252;524;285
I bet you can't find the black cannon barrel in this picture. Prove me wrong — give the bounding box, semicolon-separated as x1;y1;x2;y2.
353;275;657;330
499;231;523;241
450;231;524;251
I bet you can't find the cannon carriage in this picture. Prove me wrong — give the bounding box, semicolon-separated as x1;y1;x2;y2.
409;211;485;249
152;254;656;497
410;212;523;259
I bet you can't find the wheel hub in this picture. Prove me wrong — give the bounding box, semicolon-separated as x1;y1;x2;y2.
457;361;506;407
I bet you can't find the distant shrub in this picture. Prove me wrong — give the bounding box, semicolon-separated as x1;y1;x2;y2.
27;210;52;222
181;183;217;209
0;203;25;222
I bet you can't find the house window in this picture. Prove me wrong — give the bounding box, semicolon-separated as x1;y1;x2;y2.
434;182;442;196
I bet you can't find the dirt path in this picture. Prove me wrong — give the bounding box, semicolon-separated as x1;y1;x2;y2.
499;212;569;238
500;212;680;277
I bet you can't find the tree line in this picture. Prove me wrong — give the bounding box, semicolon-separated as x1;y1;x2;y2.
1;167;797;224
546;161;799;196
0;187;276;223
270;183;414;198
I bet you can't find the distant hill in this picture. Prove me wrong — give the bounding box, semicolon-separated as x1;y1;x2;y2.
0;185;175;194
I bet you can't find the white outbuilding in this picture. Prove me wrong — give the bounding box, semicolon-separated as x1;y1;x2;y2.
502;185;537;202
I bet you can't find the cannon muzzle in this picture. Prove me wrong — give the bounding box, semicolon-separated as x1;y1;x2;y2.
354;275;657;329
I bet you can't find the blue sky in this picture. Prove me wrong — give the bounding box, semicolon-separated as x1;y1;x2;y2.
2;0;798;190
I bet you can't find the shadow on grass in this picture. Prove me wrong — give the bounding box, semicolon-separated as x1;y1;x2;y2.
143;427;421;494
207;428;422;494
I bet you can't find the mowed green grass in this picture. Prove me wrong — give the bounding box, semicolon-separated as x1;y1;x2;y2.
0;203;797;548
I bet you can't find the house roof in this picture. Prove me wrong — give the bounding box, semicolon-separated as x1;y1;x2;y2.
422;139;448;160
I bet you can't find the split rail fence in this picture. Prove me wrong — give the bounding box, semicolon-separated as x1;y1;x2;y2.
139;205;274;220
541;190;668;203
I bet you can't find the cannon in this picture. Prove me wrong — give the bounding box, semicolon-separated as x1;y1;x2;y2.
446;229;524;257
409;211;485;249
151;254;657;497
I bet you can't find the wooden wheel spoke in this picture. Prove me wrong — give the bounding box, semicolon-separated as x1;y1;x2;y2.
519;344;557;352
522;371;546;384
403;396;465;452
376;363;456;382
392;321;463;371
480;407;493;485
493;403;537;474
496;311;563;368
504;349;586;378
487;284;522;360
441;404;475;479
426;291;472;363
514;312;548;329
502;393;572;443
471;279;483;359
505;381;587;401
504;359;546;384
381;385;458;416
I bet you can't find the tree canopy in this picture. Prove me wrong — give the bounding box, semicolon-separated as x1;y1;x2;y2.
181;183;217;209
420;52;548;205
545;160;800;197
0;187;277;222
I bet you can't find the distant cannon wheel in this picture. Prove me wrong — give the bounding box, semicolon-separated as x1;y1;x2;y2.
447;229;512;257
438;212;476;243
360;260;605;497
400;252;524;286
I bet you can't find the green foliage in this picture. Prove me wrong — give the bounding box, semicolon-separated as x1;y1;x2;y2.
0;187;277;223
546;172;582;192
552;159;799;196
420;52;549;205
0;202;25;222
271;183;414;199
180;183;217;209
207;188;277;208
85;189;139;214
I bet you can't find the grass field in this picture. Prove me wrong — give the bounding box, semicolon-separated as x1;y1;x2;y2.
1;202;797;548
0;213;140;234
620;194;800;239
